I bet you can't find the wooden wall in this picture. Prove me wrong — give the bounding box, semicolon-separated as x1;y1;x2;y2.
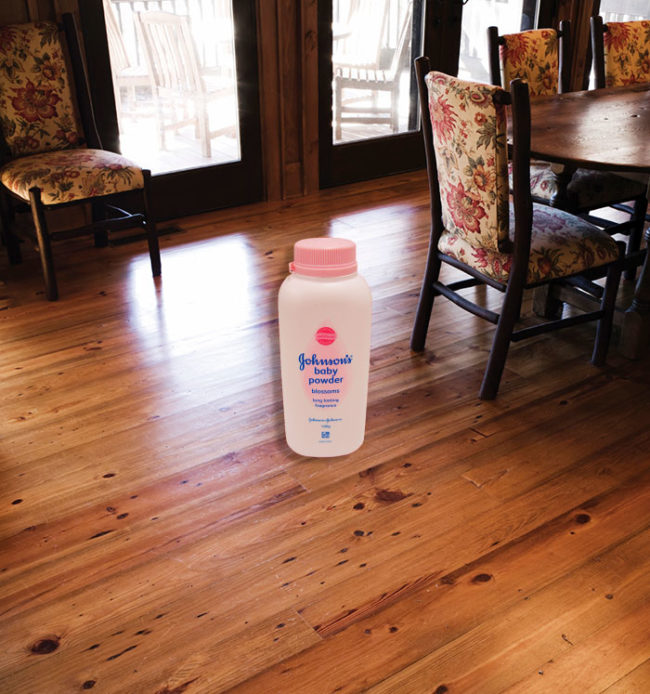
1;0;600;203
556;0;599;89
256;0;319;200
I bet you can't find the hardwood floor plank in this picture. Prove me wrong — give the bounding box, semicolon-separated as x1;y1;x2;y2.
366;527;650;694
601;659;650;693
503;601;650;694
229;467;650;693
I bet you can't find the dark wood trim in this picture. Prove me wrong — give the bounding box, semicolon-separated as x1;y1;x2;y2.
300;0;319;195
77;0;119;153
256;0;282;201
558;19;572;93
256;0;319;200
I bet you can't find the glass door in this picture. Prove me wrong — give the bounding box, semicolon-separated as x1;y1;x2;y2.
319;0;431;187
80;0;262;220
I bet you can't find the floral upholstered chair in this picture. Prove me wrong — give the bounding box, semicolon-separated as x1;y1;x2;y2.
590;16;650;240
591;17;650;87
488;23;647;281
410;62;624;399
0;15;161;300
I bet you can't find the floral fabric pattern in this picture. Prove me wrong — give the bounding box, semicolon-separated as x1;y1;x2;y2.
0;149;144;205
425;71;509;253
0;21;83;158
500;29;559;96
438;202;619;285
603;20;650;87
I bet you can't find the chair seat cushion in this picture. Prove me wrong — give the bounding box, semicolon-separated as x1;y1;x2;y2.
0;148;144;205
438;202;619;285
510;161;648;210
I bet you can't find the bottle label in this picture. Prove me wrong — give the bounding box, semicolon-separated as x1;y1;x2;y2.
298;325;352;410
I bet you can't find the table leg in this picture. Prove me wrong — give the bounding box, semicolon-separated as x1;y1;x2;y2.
620;227;650;359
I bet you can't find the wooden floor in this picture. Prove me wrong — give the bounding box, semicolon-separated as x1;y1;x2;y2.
1;171;649;693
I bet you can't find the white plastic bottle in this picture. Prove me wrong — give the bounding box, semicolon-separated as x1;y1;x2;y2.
279;238;372;457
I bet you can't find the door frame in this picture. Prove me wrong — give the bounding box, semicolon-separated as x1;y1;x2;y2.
319;0;463;188
78;0;263;221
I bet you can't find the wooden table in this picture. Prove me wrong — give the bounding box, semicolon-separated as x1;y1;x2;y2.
528;83;650;359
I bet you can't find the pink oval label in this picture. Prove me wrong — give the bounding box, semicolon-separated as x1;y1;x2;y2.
316;326;336;345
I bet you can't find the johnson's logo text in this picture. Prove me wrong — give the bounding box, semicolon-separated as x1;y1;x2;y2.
298;353;353;371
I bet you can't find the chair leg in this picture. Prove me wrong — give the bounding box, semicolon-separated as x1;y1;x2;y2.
532;284;564;320
624;195;648;282
155;93;166;151
0;192;21;264
92;200;109;248
390;87;400;133
142;170;161;277
410;245;442;352
28;187;58;301
479;278;524;400
197;96;211;158
592;242;624;367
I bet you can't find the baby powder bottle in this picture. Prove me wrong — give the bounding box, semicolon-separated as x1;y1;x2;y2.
279;238;372;457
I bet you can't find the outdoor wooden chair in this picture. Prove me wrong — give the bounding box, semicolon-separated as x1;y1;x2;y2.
136;10;235;158
0;14;161;301
488;23;647;280
410;59;624;399
103;0;150;123
332;0;412;140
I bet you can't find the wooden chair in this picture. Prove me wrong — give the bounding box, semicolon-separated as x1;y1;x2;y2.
591;15;650;224
0;14;160;301
410;59;624;400
332;0;391;69
332;0;411;140
103;0;150;122
488;23;648;280
136;10;234;158
591;15;650;88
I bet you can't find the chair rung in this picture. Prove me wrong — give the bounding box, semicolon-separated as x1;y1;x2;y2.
511;310;603;342
446;278;483;291
580;215;637;235
340;115;392;124
612;202;650;223
562;275;604;299
52;214;144;241
433;282;500;324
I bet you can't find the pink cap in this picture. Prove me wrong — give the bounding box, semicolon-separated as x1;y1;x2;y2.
289;237;358;277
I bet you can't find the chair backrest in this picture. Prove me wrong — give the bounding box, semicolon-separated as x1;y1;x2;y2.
591;16;650;88
103;0;131;74
136;11;205;95
421;70;511;253
387;3;414;77
333;0;391;69
0;21;84;158
488;24;571;95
